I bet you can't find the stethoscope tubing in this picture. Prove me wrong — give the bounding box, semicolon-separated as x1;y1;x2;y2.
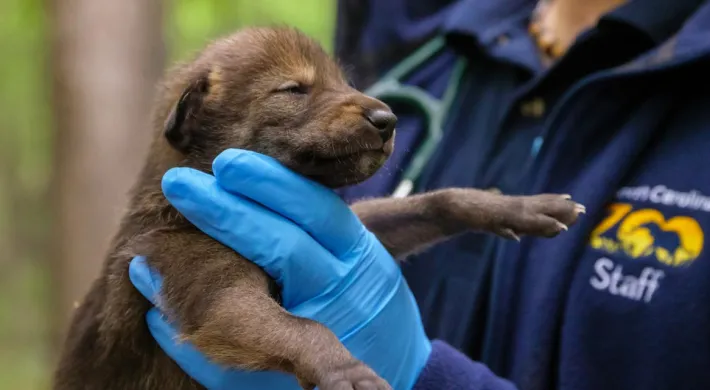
363;36;468;197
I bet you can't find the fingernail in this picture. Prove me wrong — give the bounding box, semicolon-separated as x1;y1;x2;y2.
212;148;246;177
161;168;193;200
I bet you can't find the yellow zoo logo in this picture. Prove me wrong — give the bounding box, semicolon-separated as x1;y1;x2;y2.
589;203;704;267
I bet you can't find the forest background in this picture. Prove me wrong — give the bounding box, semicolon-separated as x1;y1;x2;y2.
0;1;336;388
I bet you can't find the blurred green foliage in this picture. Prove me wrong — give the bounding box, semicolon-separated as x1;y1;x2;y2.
168;0;336;59
0;1;335;388
0;0;52;388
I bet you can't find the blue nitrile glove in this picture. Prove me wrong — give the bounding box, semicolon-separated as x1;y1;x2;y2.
128;148;432;390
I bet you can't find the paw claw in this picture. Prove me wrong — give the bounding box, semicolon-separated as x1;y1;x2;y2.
561;194;572;200
499;228;521;242
575;204;586;214
556;221;569;231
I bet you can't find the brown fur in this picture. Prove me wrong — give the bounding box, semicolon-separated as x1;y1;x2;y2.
52;26;583;390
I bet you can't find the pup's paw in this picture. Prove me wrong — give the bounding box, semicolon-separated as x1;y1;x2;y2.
496;194;585;240
314;361;391;390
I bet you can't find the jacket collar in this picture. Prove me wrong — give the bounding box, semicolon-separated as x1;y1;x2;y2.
441;0;709;65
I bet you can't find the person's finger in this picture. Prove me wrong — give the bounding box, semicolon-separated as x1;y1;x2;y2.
128;256;162;305
211;149;366;258
161;168;350;304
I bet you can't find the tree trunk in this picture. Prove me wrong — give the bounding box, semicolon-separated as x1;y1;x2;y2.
47;0;165;358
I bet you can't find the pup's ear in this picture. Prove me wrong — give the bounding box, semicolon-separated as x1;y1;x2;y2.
163;73;210;152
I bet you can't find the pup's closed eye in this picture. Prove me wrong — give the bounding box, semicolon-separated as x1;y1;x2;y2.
274;81;310;95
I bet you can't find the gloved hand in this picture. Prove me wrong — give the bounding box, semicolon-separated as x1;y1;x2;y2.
128;148;432;390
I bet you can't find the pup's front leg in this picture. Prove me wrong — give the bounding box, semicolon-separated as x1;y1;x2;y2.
352;188;585;259
144;230;391;390
184;281;389;390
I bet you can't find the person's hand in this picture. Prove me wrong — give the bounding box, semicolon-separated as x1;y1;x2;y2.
128;149;432;389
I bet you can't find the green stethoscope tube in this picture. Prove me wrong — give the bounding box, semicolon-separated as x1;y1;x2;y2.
364;36;468;197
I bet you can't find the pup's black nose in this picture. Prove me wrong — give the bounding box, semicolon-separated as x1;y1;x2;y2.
365;109;397;142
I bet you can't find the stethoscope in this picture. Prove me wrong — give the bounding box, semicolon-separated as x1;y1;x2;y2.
364;36;468;198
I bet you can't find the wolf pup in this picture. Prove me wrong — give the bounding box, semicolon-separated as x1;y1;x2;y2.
53;26;584;390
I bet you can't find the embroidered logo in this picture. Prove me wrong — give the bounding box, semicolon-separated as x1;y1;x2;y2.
586;185;706;303
590;203;704;267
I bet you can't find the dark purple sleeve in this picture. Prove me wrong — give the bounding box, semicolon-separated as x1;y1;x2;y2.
412;341;519;390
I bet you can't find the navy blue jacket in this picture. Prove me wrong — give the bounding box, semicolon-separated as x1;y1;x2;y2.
335;0;710;389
